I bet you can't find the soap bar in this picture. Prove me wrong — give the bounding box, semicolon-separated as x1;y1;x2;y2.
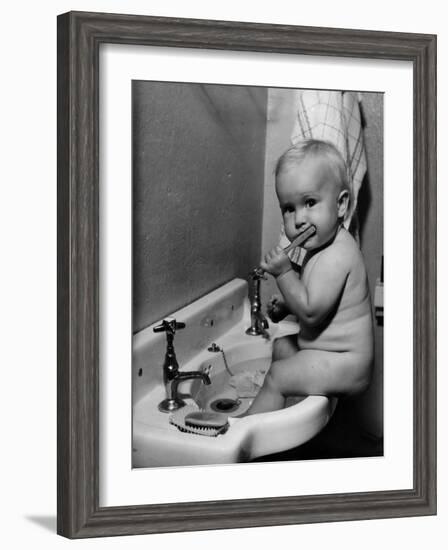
185;411;229;429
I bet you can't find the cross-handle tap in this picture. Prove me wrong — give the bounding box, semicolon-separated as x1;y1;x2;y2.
250;266;267;281
153;317;186;384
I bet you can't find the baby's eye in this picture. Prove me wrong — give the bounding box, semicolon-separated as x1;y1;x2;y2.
282;205;294;214
305;199;316;208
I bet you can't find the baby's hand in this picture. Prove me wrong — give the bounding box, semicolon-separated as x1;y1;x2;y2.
267;294;289;323
260;245;292;278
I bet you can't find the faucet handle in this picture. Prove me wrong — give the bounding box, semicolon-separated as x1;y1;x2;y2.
249;267;267;280
153;317;186;334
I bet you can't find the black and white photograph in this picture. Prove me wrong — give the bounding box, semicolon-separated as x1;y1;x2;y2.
132;82;384;468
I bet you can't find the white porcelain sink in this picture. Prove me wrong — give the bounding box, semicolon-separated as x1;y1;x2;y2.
132;279;336;468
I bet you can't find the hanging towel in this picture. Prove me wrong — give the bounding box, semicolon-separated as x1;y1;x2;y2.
279;90;367;265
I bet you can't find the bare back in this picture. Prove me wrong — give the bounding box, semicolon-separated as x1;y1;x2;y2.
298;228;374;358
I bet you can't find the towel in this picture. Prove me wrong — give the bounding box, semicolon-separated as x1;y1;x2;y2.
279;90;367;265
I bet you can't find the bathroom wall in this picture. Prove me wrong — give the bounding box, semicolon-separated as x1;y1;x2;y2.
133;82;267;333
261;89;384;438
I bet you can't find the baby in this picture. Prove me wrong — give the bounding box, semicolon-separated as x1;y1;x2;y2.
247;139;374;415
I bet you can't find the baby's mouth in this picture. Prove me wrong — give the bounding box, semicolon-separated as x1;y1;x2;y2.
301;224;316;241
285;224;316;252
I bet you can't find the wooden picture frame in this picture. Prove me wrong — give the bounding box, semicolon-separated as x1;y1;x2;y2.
57;11;437;538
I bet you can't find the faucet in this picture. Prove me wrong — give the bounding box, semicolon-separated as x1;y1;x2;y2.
246;268;270;339
153;318;211;412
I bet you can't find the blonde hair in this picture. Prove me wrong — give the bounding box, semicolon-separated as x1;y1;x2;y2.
275;139;352;217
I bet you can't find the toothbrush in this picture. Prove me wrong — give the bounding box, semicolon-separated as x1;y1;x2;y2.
254;224;316;278
282;223;316;254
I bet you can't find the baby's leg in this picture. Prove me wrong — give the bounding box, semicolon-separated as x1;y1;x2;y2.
247;349;369;415
272;334;299;361
245;337;298;415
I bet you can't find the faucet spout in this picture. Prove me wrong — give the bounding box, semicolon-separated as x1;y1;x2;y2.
174;371;211;386
158;370;211;413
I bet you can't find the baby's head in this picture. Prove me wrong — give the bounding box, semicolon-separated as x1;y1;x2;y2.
275;139;351;250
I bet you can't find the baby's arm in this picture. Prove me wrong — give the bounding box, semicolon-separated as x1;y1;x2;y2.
261;243;350;327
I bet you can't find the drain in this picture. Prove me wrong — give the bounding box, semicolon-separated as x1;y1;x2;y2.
210;398;240;413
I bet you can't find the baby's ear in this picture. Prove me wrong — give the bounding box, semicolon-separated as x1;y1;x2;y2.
337;189;350;218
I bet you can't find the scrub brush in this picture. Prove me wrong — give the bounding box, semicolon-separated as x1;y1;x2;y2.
169;405;229;437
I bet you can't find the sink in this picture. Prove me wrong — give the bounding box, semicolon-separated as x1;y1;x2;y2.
132;278;336;468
